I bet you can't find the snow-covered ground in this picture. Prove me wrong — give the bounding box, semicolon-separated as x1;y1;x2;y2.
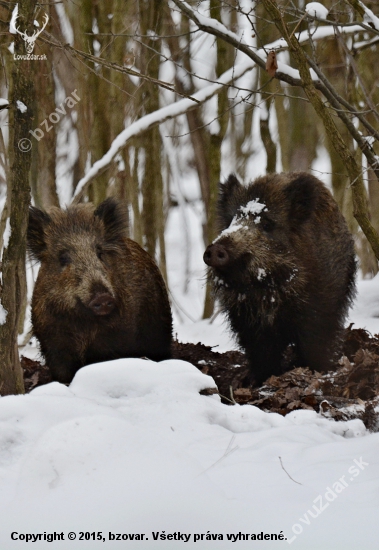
3;201;379;549
1;356;377;550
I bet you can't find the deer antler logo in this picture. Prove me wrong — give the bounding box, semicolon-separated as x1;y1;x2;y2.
13;12;49;54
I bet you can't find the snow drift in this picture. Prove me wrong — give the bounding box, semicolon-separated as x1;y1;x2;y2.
1;358;378;549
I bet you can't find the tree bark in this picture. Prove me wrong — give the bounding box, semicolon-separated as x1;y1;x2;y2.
30;4;59;209
202;0;233;319
138;0;168;282
0;0;37;395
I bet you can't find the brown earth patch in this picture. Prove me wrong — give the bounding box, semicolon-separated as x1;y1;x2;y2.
21;325;379;431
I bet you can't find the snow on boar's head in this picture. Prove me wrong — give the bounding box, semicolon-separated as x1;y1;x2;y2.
204;172;356;386
27;198;173;383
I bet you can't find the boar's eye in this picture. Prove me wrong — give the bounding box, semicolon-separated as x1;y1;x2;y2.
59;251;71;267
96;245;105;262
260;217;275;232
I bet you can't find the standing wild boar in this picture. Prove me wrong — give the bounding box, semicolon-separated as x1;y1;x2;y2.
204;172;356;386
27;198;172;383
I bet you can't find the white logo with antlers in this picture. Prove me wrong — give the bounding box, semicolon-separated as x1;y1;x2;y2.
12;11;48;54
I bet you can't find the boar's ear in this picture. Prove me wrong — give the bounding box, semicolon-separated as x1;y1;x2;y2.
218;174;243;228
94;198;128;242
285;174;318;227
27;207;51;261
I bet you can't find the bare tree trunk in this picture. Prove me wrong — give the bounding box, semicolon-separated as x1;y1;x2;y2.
232;72;257;181
167;1;235;317
138;0;168;281
202;0;233;319
256;2;277;173
0;0;37;395
274;90;290;172
63;0;91;194
364;168;379;276
87;2;112;205
129;143;144;247
30;10;59;209
165;11;211;227
322;18;378;276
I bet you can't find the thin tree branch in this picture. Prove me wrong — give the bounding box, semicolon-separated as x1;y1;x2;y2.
261;0;379;261
171;0;379;172
303;51;379;182
334;26;379;122
40;33;200;104
72;58;255;203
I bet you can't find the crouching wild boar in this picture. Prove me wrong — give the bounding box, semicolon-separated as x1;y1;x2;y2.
204;173;356;386
27;198;172;383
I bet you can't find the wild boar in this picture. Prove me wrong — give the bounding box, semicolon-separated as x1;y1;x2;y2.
28;198;172;383
204;172;356;386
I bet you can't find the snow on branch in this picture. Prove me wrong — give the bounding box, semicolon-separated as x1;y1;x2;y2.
73;0;378;203
72;58;255;202
305;2;329;19
346;0;379;32
359;1;379;30
171;0;365;87
72;9;325;202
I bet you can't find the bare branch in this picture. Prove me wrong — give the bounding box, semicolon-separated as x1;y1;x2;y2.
261;0;379;261
170;0;370;88
40;34;200;104
72;58;255;202
334;26;379;123
174;1;379;171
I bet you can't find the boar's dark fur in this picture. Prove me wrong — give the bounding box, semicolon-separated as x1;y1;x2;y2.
204;172;356;386
28;198;172;383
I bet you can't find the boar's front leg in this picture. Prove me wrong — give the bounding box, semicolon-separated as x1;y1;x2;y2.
43;346;82;384
296;325;339;373
243;329;288;386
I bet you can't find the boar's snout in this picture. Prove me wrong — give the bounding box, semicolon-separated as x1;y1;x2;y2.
204;243;229;268
88;292;116;316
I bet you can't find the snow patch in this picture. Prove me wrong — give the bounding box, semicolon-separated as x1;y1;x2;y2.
16;100;27;113
213;215;247;243
2;217;11;251
257;268;267;281
305;2;329;19
361;1;379;30
0;301;7;325
213;200;268;243
9;4;18;34
240;199;267;216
